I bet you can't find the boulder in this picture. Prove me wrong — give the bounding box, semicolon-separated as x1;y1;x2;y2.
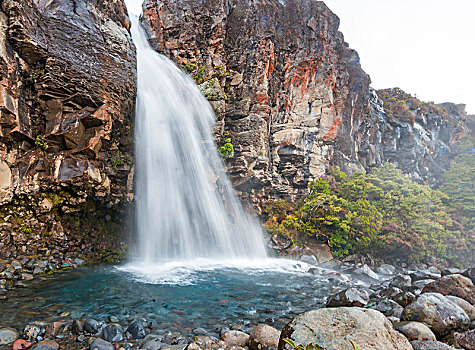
126;320;146;339
248;324;280;350
279;307;412;350
100;324;124;343
455;329;475;350
392;291;416;307
422;274;475;305
221;330;249;347
90;338;114;350
84;319;101;334
393;321;436;341
326;288;370;307
410;340;453;350
390;274;412;290
446;295;475;321
0;327;19;345
31;340;60;350
376;264;396;275
402;292;470;336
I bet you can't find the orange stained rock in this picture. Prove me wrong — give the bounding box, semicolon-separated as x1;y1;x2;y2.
322;117;342;142
12;339;32;350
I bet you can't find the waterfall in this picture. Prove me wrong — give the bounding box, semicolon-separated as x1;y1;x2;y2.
125;0;267;263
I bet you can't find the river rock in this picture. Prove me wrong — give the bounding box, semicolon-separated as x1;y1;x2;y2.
84;319;101;334
12;339;33;350
412;279;436;290
446;295;475;321
100;324;124;343
410;340;453;350
248;324;280;350
393;321;436;341
71;320;83;335
31;340;59;350
0;327;19;345
422;274;475;305
221;330;249;347
279;307;412;350
365;298;403;317
393;291;416;307
390;274;412;290
455;329;475;350
402;292;470;336
90;338;114;350
126;320;146;339
326;288;370;307
23;324;41;341
44;321;63;338
351;264;380;281
376;264;396;275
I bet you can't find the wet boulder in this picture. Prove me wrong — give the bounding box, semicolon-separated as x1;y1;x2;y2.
422;274;475;305
402;292;470;337
279;307;412;350
100;324;124;343
326;288;370;307
393;321;436;341
84;319;102;334
248;324;280;350
126;320;146;339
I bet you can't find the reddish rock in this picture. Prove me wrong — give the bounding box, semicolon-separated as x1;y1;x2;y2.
422;274;475;305
12;339;32;350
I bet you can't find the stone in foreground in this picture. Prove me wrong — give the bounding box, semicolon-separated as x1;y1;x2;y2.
248;324;280;350
279;307;412;350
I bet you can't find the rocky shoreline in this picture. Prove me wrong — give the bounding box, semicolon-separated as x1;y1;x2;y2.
0;260;473;350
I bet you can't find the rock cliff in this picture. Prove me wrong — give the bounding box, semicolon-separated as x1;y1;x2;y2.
0;0;136;271
141;0;468;209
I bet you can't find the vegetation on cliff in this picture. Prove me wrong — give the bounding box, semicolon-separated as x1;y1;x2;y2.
264;163;474;266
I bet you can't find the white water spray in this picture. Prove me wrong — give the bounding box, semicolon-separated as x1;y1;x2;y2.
125;0;267;263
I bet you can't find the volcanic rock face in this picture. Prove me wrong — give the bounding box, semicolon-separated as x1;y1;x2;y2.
0;0;136;263
141;0;467;207
141;0;372;207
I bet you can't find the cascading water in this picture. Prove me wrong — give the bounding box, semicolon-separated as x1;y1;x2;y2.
125;0;267;263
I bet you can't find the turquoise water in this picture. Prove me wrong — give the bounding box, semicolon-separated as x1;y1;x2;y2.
0;259;356;334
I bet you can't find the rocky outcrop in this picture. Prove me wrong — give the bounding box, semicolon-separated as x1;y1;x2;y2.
279;307;412;350
140;0;468;208
0;0;136;274
141;0;373;208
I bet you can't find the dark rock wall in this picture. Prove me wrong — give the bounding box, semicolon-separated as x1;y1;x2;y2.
0;0;136;271
141;0;467;209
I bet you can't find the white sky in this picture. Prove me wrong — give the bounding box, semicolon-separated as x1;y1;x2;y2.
323;0;475;114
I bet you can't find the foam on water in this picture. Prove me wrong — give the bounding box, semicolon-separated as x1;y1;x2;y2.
118;258;316;285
